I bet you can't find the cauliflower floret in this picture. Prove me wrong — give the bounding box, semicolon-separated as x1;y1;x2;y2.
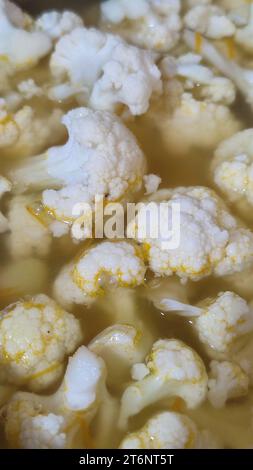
0;258;49;301
159;291;253;354
235;3;253;52
143;173;161;195
1;346;105;448
195;292;253;353
100;0;182;52
53;241;146;309
7;194;52;259
120;411;218;449
212;130;253;220
119;339;207;429
35;10;83;40
184;29;253;110
155;92;240;155
220;0;249;27
0;294;83;391
161;53;236;105
184;5;235;39
9;108;146;231
208;360;249;409
0;0;52;71
0;104;65;158
17;79;43;100
132;187;253;281
49;27;162;115
0;175;11;233
89;323;151;387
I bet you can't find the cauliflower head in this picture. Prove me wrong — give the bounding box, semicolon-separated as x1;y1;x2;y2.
9;108;146;230
0;294;83;391
120;411;217;449
100;0;182;52
0;0;52;71
132;187;253;281
49;27;162;115
212;130;253;218
208;360;249;409
35;10;83;40
119;339;208;429
53;241;146;309
0;175;11;233
1;346;105;448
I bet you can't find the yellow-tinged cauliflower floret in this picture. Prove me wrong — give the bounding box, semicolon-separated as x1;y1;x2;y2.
184;4;235;39
100;0;182;53
7;194;52;259
119;411;219;449
0;294;83;391
118;339;208;429
0;103;65;158
0;0;52;71
1;346;105;448
89;323;152;387
35;10;83;40
212;130;253;220
0;175;11;233
48;27;162;115
9;108;146;235
207;360;249;409
158;291;253;354
53;241;146;309
132;187;253;281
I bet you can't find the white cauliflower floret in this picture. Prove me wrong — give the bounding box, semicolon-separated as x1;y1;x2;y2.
161;53;237;105
212;130;253;218
132;187;253;281
0;258;49;300
120;411;218;449
89;323;151;386
143;174;161;195
156;92;240;154
53;241;146;309
0;104;65;158
184;5;235;39
159;291;253;354
35;10;83;40
7;194;51;259
0;294;83;391
235;3;253;52
101;0;182;52
1;346;105;448
119;339;207;429
49;27;162;115
0;175;11;233
184;29;253;110
9;108;146;230
208;360;249;409
0;0;52;71
20;413;67;449
17;79;42;100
